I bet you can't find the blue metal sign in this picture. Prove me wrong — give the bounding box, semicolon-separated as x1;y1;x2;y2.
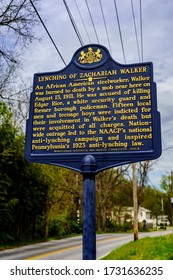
25;44;162;173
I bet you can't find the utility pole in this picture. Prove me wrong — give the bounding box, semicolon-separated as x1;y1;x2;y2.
132;163;138;241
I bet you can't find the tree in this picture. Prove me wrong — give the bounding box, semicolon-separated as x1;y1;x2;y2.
0;0;40;124
142;186;164;221
96;166;130;231
0;101;23;241
0;65;30;125
0;102;49;241
160;174;172;223
40;165;71;239
0;0;39;67
136;161;154;206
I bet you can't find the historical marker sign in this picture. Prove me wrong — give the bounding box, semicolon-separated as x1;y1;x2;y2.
25;44;162;173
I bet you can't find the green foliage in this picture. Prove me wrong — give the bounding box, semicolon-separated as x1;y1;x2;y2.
104;219;133;233
0;102;46;243
160;175;171;192
123;221;133;232
105;219;117;232
49;213;82;238
0;232;15;243
142;186;163;217
0;102;10;118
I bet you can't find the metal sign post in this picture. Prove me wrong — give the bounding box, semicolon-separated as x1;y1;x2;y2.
82;155;97;260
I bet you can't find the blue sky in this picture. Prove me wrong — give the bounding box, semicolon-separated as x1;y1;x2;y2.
20;0;173;187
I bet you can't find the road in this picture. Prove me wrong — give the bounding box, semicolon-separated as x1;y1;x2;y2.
0;229;172;260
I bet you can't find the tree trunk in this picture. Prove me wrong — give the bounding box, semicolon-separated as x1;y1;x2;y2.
44;204;50;239
97;208;102;232
32;210;36;239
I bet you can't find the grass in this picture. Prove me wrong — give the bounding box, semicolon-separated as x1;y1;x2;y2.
101;234;173;260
